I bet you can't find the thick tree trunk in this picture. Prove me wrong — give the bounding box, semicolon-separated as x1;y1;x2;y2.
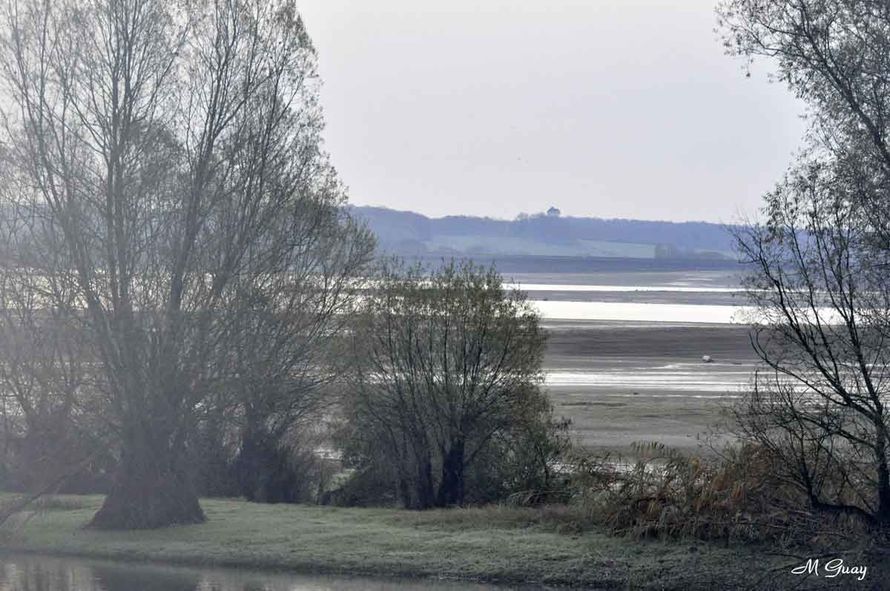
236;426;301;504
398;476;412;508
89;433;204;530
413;454;435;509
437;440;466;507
236;427;267;502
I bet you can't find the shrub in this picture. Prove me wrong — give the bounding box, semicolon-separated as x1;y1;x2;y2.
568;441;865;546
338;260;570;509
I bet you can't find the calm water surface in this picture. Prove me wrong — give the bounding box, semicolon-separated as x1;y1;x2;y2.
508;271;751;323
0;554;507;591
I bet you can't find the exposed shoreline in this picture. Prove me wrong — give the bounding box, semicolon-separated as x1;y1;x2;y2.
543;322;754;452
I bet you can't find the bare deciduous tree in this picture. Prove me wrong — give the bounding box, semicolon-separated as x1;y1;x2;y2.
721;0;890;528
735;167;890;527
0;0;373;529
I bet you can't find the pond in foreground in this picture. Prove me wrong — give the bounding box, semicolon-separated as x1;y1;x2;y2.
0;553;506;591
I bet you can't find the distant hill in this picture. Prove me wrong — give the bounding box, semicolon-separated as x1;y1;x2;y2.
351;206;739;262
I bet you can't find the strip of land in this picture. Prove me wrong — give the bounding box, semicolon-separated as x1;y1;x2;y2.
0;495;862;589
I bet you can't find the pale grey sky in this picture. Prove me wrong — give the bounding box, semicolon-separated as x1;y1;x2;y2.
297;0;805;223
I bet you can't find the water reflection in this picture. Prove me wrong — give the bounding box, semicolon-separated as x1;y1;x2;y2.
531;300;750;324
0;554;503;591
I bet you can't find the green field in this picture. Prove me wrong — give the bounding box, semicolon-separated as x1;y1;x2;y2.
0;495;846;589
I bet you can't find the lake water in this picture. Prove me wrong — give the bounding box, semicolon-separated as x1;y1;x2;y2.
507;271;751;323
0;553;505;591
512;272;840;325
532;300;751;323
545;363;750;394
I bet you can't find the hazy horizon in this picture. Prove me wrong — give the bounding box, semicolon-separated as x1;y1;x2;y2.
298;0;806;224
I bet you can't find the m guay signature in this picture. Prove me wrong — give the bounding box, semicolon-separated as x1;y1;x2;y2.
791;558;867;581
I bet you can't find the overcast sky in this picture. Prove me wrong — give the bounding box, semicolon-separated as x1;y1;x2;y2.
297;0;806;224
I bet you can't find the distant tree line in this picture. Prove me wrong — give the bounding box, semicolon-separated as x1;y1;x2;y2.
352;206;740;259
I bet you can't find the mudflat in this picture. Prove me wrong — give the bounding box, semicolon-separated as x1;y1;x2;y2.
543;321;756;453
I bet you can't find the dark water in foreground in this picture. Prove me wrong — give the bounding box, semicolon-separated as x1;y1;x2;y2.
0;554;504;591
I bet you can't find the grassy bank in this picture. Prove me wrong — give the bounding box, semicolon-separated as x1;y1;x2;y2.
0;495;869;589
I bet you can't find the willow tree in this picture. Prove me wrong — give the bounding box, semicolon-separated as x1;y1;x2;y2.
0;0;372;529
